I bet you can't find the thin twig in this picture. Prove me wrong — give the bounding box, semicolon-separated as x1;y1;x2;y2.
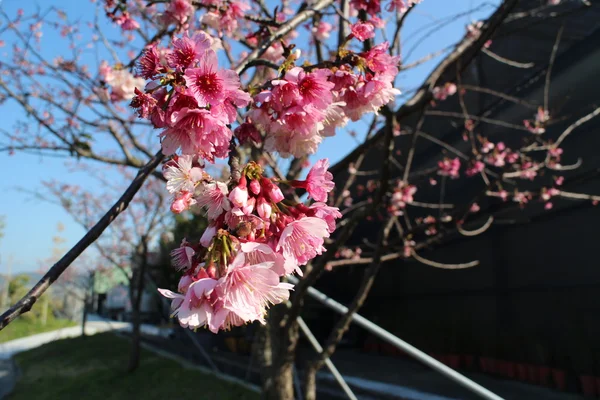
411;250;479;269
0;150;165;330
545;25;564;113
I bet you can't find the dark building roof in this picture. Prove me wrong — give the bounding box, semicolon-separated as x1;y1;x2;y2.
308;2;600;392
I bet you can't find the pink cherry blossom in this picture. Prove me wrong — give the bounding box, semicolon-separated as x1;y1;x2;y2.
137;45;164;79
438;157;461;178
163;155;204;194
184;51;241;107
166;0;194;25
200;223;218;247
171;191;195;213
160;277;217;328
312;21;332;41
285;67;334;109
277;217;330;266
466;160;485;177
170;239;195;271
350;22;375;42
168;33;212;70
307;202;342;232
216;253;293;324
239;242;289;275
291;159;335;202
196;181;231;220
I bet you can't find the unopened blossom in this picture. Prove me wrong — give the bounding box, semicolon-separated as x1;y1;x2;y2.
433;83;457;101
261;177;285;203
171;191;196;214
229;179;249;208
256;196;272;220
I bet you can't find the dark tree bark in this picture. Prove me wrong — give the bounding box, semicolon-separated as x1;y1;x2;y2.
80;291;88;338
80;272;93;337
259;304;299;400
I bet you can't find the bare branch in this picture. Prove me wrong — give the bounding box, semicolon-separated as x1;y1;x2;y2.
0;150;164;330
457;216;494;237
411;250;480;269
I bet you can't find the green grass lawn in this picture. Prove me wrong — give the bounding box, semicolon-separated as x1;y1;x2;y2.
10;333;260;400
0;317;77;343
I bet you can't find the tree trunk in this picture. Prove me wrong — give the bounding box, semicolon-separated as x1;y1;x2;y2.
264;361;295;400
127;239;148;373
303;365;318;400
81;291;88;337
254;324;274;396
260;304;300;400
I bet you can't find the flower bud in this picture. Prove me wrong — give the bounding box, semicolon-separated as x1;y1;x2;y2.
257;197;272;220
249;179;261;195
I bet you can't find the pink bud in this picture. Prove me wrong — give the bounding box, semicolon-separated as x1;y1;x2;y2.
170;192;193;214
261;177;285;203
257;197;272;219
241;197;256;215
229;185;248;208
249;179;261;195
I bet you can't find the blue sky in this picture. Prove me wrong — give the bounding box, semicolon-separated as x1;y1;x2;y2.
0;0;499;274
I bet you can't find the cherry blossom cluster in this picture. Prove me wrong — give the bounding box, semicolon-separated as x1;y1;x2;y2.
248;42;400;158
350;0;421;16
523;107;550;135
438;157;461;178
388;180;417;216
433;83;457;101
130;31;250;162
99;61;146;102
159;158;341;332
103;0;141;31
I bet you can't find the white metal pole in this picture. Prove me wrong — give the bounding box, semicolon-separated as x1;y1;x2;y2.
289;276;504;400
297;316;358;400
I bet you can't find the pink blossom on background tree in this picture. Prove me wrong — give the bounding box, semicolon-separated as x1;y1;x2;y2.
1;0;600;399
